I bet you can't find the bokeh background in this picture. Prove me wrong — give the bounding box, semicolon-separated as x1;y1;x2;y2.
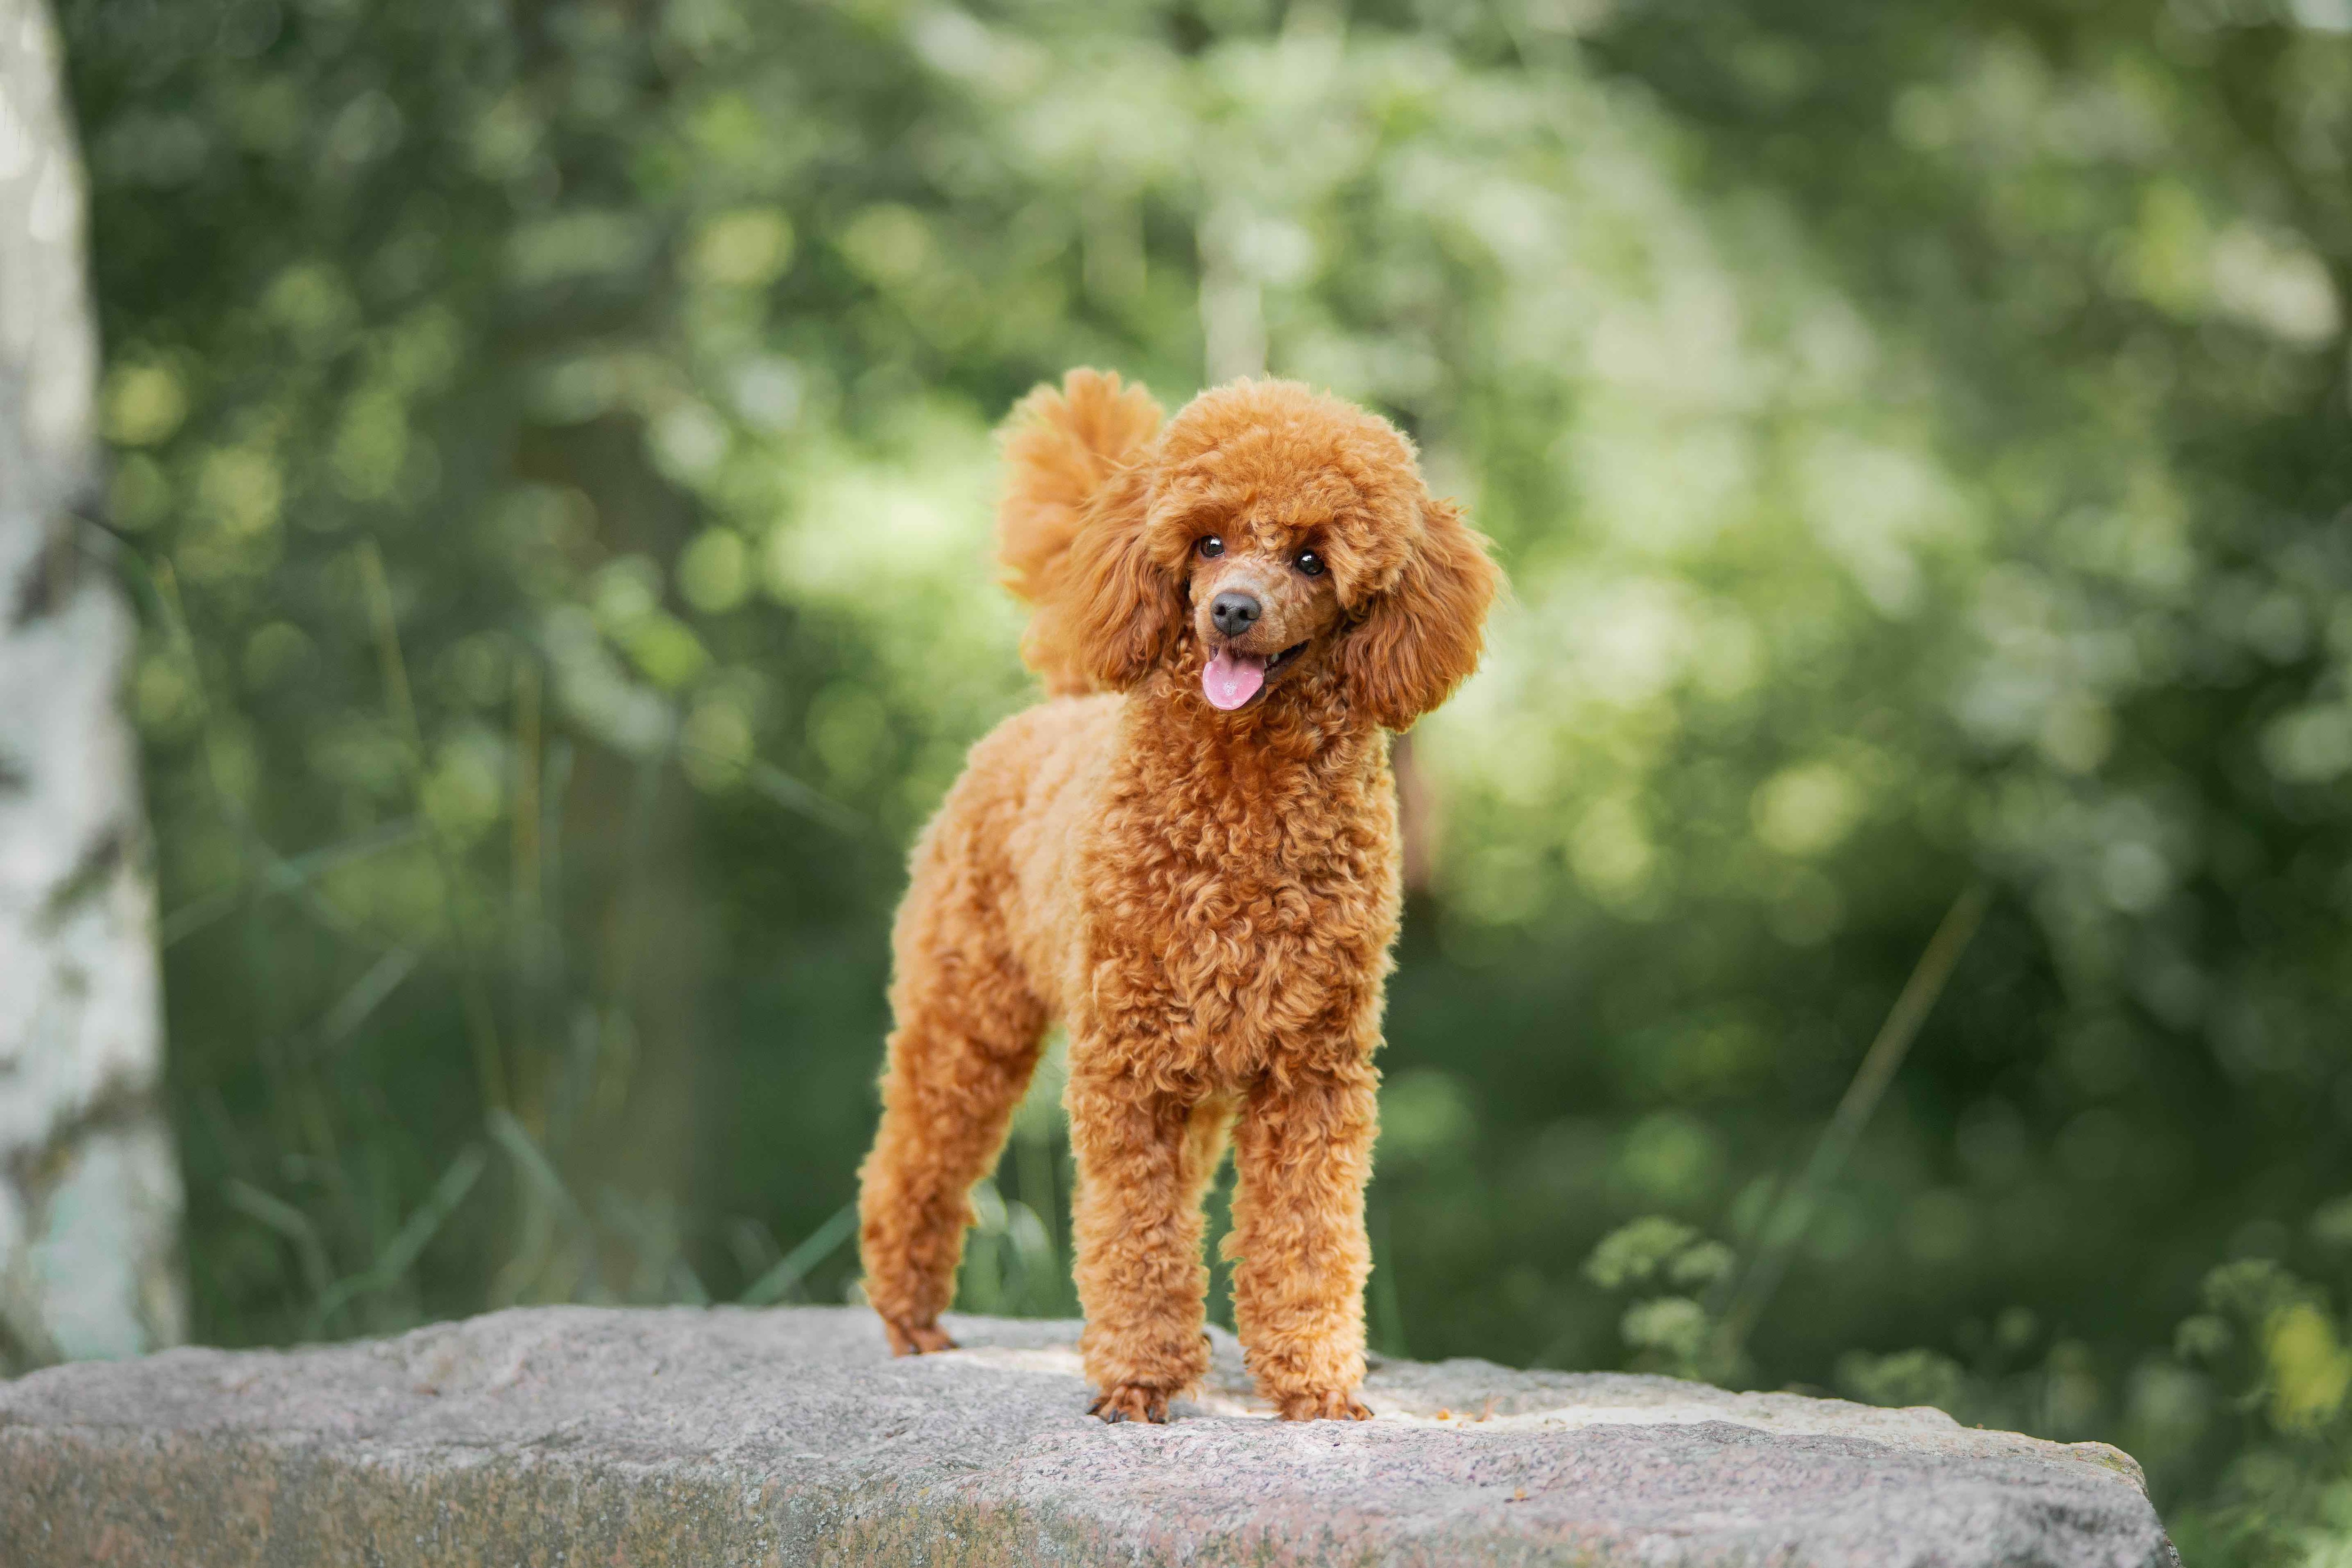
56;0;2352;1555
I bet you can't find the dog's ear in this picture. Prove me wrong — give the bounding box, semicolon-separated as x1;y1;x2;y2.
1062;463;1185;692
1337;498;1500;730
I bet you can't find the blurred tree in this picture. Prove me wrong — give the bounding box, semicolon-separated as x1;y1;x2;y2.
0;0;183;1371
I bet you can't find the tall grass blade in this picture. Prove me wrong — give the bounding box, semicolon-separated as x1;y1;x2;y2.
160;820;425;947
358;539;511;1114
315;946;421;1053
741;1202;857;1307
735;753;864;836
488;1109;591;1230
1715;882;1991;1360
224;1179;334;1301
307;1145;488;1335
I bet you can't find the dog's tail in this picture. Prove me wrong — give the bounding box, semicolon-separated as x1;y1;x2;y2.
996;368;1163;695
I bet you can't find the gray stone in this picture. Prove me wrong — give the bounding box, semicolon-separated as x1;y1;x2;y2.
0;1305;2175;1566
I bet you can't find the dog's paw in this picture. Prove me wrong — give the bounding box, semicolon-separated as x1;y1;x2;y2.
882;1318;956;1357
1087;1383;1172;1424
1275;1388;1373;1422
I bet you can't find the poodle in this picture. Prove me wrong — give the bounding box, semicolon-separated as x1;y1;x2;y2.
855;370;1501;1423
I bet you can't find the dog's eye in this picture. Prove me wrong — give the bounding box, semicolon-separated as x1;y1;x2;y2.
1295;549;1326;578
1196;536;1224;559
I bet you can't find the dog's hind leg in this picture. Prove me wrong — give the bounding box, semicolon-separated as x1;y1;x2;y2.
855;853;1048;1356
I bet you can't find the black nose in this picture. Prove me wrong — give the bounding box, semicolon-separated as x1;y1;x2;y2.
1210;591;1261;637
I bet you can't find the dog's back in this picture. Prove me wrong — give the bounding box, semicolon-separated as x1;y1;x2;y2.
995;370;1163;697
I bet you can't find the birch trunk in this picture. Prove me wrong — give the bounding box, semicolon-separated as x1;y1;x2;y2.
0;0;184;1370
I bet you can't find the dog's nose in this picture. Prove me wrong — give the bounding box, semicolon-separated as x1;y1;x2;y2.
1210;591;1262;637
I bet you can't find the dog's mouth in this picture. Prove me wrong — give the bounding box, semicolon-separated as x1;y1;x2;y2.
1201;641;1310;711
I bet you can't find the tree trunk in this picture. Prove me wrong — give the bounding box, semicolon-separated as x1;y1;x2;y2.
0;0;184;1370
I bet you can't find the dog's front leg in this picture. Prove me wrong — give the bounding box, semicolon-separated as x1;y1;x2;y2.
1228;1058;1378;1421
1067;1056;1221;1423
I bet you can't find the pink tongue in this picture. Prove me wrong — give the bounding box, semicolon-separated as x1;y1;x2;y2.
1203;648;1267;710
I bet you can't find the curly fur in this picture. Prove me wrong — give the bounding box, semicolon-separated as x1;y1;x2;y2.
857;369;1501;1422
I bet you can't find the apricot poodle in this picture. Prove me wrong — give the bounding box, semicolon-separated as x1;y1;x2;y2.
856;371;1500;1423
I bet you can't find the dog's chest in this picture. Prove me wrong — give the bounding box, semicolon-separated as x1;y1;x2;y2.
1084;772;1399;1079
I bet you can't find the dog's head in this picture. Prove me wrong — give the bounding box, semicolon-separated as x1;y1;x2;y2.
1065;380;1500;730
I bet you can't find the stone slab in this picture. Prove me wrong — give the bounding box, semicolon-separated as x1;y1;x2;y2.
0;1305;2176;1566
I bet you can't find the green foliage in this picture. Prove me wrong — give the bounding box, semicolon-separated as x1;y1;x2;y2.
52;0;2352;1556
1581;1216;1740;1383
1589;1202;2352;1559
1584;1216;1709;1293
1835;1347;1968;1416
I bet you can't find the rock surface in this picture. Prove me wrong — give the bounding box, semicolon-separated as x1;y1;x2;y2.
0;1305;2174;1566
